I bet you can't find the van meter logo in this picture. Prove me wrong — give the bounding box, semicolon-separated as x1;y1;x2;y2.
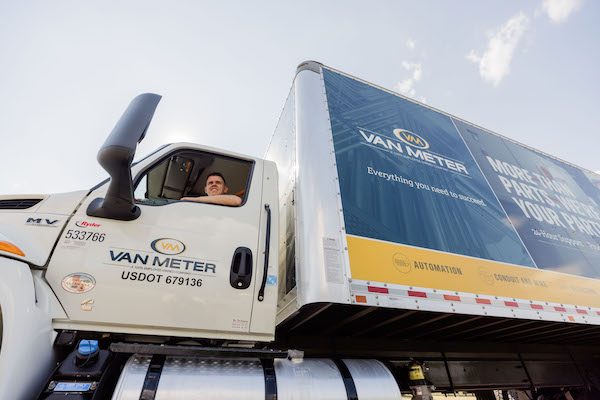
392;252;411;273
393;129;429;149
357;126;469;176
107;238;216;274
151;238;186;255
61;273;96;294
75;221;101;228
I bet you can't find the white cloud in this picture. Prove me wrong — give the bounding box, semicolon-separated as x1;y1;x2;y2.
541;0;582;23
394;62;422;98
467;12;530;86
405;38;416;50
395;79;416;97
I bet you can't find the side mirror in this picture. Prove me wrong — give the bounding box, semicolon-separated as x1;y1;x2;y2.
86;93;162;221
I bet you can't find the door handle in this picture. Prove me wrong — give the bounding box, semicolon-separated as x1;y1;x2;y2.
230;247;253;289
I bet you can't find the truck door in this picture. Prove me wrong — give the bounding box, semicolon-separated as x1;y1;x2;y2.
46;147;266;338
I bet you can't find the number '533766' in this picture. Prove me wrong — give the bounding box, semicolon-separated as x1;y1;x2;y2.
64;230;105;242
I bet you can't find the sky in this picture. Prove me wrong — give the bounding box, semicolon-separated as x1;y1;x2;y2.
0;0;598;194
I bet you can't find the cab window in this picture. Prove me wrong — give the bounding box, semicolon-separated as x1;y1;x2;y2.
134;150;253;206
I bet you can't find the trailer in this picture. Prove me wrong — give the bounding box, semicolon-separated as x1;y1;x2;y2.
1;61;599;399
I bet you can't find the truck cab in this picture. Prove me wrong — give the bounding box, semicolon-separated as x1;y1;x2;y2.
46;142;278;341
0;95;278;399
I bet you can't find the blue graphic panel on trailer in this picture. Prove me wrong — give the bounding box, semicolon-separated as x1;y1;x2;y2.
457;119;600;279
322;68;534;267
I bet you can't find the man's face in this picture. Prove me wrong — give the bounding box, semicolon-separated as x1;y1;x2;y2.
205;175;227;196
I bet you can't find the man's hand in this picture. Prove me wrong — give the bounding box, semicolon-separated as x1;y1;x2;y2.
180;195;242;206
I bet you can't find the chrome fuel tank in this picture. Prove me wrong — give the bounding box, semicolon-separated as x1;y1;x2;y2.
111;355;401;400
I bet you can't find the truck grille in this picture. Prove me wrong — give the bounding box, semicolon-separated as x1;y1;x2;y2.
0;199;42;209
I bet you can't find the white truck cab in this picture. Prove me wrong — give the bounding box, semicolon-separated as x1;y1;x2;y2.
46;141;279;341
0;94;279;399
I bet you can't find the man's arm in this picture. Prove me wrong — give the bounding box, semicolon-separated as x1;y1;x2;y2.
180;195;242;206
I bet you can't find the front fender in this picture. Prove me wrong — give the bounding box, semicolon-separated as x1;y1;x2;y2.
0;258;64;399
0;190;88;266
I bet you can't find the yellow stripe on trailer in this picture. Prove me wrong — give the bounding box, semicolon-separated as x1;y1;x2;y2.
347;235;600;308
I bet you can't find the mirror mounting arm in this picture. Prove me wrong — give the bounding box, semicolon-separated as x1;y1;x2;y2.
87;93;162;221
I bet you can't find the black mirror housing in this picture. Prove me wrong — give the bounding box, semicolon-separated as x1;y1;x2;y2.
87;93;162;221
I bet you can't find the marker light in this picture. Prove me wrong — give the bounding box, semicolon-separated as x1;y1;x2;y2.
0;241;25;257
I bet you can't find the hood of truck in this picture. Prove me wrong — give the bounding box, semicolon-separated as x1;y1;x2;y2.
0;190;88;266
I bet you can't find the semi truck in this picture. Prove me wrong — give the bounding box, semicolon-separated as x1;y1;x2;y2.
1;61;600;399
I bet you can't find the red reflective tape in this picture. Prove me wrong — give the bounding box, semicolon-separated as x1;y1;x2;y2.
476;298;491;305
597;311;600;316
367;286;389;294
554;306;566;312
408;291;427;298
576;309;588;315
504;301;518;307
530;304;544;310
444;295;461;301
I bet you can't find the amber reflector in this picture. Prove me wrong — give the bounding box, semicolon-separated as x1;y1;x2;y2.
0;241;25;257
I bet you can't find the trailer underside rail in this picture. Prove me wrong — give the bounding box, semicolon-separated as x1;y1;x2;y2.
276;303;600;390
278;303;600;345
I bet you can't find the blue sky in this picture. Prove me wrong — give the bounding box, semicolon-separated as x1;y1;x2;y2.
0;0;597;194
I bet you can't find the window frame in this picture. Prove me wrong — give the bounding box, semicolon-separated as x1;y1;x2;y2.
132;148;256;208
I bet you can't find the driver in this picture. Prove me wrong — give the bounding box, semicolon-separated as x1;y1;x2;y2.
181;172;242;206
